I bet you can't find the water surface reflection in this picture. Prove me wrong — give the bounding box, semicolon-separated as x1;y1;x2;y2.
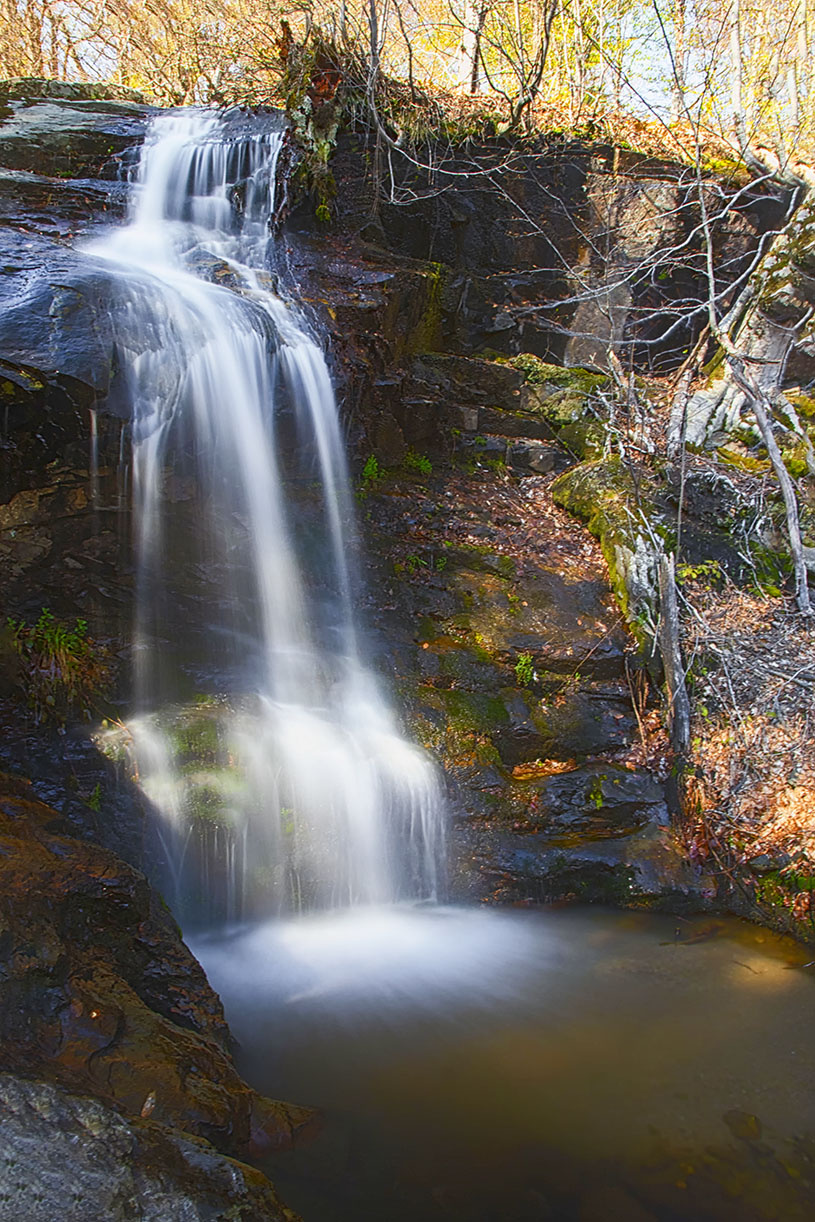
194;906;815;1221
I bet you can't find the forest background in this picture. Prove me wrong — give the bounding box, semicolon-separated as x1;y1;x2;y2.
1;0;813;174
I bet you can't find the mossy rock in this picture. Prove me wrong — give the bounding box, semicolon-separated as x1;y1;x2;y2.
434;640;503;686
407;262;445;354
0;77;146;104
445;542;516;579
527;390;593;428
168;709;221;765
779;434;814;479
552;458;659;637
415;684;508;771
182;768;244;828
551;458;634;549
557;418;607;459
747;541;794;596
787;392;815;421
482;354;613;450
507;354;607;395
750;867;815;941
433;686;510;737
717;443;771;475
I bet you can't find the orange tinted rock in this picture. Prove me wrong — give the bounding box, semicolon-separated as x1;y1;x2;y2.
0;770;316;1159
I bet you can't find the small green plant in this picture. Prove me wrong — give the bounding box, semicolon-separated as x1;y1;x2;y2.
515;651;535;686
405;553;427;576
357;454;382;500
86;782;103;812
676;559;722;587
588;777;605;809
404;450;433;477
435;555;448;572
6;607;111;725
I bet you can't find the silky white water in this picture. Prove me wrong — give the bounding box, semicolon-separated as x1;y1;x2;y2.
90;110;443;920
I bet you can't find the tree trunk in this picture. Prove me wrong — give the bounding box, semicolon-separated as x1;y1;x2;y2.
658;554;691;755
669;0;687;125
456;0;486;94
669;189;815;613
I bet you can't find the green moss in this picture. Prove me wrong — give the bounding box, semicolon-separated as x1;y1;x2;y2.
551;458;633;538
448;542;515;579
748;542;793;596
434;640;497;684
551;458;658;640
438;687;510;733
170;712;220;763
699;152;749;182
182;766;245;828
779;436;812;479
415;685;508;768
788;392;815;421
702;346;726;381
717;444;771;475
407;262;445;354
754;870;815;937
0;373;43;401
507;354;606;395
557;418;607;459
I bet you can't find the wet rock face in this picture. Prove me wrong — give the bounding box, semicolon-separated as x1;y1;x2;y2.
358;439;706;910
0;82;151;178
456;761;703;907
0;86;151;507
0;772;314;1160
0;1075;299;1222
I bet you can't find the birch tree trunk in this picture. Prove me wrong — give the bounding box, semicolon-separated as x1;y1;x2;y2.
455;0;486;94
669;187;815;613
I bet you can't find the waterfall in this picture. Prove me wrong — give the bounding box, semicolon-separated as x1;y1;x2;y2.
90;109;444;923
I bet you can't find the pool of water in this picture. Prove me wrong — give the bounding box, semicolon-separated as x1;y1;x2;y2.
193;906;815;1221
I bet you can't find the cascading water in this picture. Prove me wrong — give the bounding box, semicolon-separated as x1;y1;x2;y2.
90;109;444;922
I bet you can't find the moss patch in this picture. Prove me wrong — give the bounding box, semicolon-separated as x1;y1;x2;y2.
407;262;445;354
507;354;607;395
415;685;508;769
551;458;658;637
717;443;771;475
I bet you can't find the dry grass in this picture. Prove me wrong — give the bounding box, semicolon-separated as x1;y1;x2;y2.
679;582;815;913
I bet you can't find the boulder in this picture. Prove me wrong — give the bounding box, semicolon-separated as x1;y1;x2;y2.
0;772;315;1160
0;1074;300;1222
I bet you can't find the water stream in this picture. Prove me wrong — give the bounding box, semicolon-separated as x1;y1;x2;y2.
90;109;443;922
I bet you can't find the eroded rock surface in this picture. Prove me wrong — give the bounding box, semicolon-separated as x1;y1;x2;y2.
0;1074;299;1221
